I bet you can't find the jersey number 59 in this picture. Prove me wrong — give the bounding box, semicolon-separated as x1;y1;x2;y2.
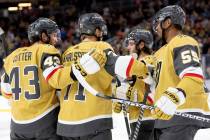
181;49;199;64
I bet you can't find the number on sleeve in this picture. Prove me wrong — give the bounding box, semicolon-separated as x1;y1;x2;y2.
42;54;61;70
181;50;199;64
173;45;201;76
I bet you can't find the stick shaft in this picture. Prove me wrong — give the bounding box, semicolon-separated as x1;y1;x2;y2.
72;65;210;124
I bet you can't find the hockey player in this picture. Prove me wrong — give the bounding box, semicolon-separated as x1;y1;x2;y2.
149;5;210;140
0;18;106;140
57;13;114;140
106;5;210;140
113;28;155;140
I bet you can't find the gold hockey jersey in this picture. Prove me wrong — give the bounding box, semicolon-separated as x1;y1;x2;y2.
1;43;75;133
152;34;210;128
128;78;154;123
57;41;114;137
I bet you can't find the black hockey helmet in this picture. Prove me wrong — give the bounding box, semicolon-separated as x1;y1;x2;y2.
152;5;186;32
125;29;153;49
78;13;107;37
28;17;60;43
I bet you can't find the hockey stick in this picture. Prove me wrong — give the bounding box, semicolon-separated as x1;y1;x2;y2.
122;104;131;139
130;87;150;140
115;78;132;139
130;107;144;140
72;65;210;124
72;64;153;109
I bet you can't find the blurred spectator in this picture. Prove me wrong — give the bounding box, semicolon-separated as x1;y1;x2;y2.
204;55;210;79
202;36;210;54
0;0;210;55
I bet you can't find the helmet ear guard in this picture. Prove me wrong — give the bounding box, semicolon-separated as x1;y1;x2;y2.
159;16;173;32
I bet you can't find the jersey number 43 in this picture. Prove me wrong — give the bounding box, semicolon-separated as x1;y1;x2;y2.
9;65;40;100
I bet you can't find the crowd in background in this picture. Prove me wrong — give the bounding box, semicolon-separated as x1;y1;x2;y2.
0;0;210;78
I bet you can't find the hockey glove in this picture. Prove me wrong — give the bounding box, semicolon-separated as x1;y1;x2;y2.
113;102;123;113
74;49;107;76
126;76;137;101
140;55;156;85
152;87;186;120
113;80;129;113
1;73;12;99
115;82;129;99
127;87;139;103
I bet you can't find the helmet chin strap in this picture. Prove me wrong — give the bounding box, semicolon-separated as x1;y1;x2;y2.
43;37;50;44
94;28;103;41
95;34;102;41
96;37;102;41
133;42;141;59
161;30;167;46
160;21;172;46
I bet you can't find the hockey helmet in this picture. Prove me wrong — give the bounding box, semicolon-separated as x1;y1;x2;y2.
28;17;60;43
78;13;107;36
152;5;186;32
125;29;153;49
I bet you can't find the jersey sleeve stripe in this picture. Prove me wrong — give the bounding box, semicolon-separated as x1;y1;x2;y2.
114;56;133;78
179;66;203;79
126;57;134;78
183;73;204;79
147;95;154;104
43;66;63;81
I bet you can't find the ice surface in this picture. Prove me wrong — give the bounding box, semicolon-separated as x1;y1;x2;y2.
1;96;210;140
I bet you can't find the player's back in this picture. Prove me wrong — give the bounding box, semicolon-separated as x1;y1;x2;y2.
57;41;113;137
3;43;59;133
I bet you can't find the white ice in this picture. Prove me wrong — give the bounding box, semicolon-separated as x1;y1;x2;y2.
1;96;210;140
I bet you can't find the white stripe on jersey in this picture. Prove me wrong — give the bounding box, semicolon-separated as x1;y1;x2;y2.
179;66;203;79
11;103;59;124
58;114;112;125
43;65;61;80
114;56;133;79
